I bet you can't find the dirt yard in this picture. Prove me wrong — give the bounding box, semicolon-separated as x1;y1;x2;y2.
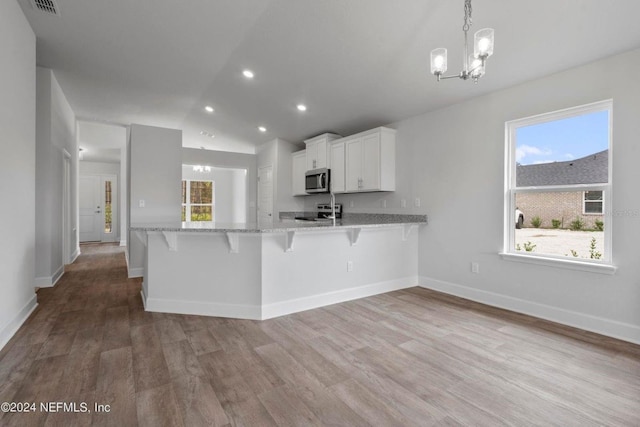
515;228;604;259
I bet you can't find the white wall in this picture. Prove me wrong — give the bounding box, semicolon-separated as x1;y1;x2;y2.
182;147;257;222
182;165;247;223
128;124;182;276
35;68;78;287
405;49;640;343
78;121;127;245
0;0;37;349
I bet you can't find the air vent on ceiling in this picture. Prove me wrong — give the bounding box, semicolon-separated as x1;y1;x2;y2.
30;0;60;16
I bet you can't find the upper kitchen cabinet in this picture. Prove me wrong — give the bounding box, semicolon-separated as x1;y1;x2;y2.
291;150;307;196
345;127;396;192
304;133;341;171
329;140;346;193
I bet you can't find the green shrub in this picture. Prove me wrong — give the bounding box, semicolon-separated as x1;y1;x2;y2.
568;249;578;257
515;243;521;251
523;241;536;252
594;219;604;231
570;217;585;231
551;219;561;229
530;216;542;228
589;237;602;259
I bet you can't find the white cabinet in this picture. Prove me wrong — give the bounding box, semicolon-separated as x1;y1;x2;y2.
304;133;341;171
291;150;307;196
345;127;395;192
329;141;346;193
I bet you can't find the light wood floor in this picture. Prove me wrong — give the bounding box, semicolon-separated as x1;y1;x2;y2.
1;244;638;426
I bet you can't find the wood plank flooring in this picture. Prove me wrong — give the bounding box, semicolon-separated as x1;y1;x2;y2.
0;243;638;426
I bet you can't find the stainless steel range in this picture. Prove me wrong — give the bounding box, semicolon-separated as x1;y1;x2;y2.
294;203;342;222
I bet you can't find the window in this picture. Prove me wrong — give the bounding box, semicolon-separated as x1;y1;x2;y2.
584;190;603;214
182;180;214;222
503;100;613;273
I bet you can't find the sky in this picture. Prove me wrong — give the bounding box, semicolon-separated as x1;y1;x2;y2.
515;110;609;165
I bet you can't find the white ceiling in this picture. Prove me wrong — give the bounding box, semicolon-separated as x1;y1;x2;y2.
19;0;640;154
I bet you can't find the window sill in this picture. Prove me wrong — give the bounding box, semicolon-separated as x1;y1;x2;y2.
500;252;617;275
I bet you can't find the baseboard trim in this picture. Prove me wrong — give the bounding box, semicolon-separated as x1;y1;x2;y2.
34;265;65;288
119;239;127;247
125;251;144;278
261;276;418;320
128;267;144;278
143;296;261;320
419;276;640;345
141;277;418;321
0;295;38;351
70;246;80;264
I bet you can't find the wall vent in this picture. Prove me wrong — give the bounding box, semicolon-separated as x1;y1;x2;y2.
30;0;61;16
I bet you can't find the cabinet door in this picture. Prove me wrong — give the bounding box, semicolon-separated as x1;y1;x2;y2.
329;142;345;193
345;138;363;192
361;133;380;191
306;142;317;170
292;151;307;196
316;140;327;169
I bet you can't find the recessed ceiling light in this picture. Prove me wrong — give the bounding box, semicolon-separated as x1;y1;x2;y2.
297;104;307;112
242;69;254;79
258;126;267;132
204;105;214;113
200;131;215;138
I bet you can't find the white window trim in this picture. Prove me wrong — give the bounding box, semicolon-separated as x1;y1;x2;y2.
583;190;604;215
503;99;614;273
182;179;215;222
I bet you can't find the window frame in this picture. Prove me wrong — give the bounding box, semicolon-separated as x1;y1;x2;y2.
182;179;215;222
502;100;615;274
583;190;604;215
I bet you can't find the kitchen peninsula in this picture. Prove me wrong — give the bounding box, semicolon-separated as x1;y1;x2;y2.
131;213;426;320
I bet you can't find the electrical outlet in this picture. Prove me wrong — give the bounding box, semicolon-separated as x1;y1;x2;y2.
414;197;421;207
382;199;387;208
347;261;353;272
401;199;407;208
139;199;145;208
471;262;480;274
349;200;354;208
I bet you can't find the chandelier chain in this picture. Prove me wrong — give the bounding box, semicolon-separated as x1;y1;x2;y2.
463;0;472;32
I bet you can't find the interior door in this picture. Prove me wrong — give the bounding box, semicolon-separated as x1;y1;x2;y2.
258;165;273;222
79;175;101;242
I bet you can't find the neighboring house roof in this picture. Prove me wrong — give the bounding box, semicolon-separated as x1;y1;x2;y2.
516;150;608;186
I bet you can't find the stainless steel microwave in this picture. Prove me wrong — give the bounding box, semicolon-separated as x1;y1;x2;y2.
305;168;330;193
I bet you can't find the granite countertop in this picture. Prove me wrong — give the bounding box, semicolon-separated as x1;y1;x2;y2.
130;213;427;234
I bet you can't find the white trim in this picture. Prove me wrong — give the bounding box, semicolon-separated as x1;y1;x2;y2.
143;296;262;320
125;249;144;278
140;277;418;321
419;276;640;345
261;276;418;320
128;267;144;278
504;99;613;263
0;295;38;351
70;246;80;264
34;265;65;288
500;252;616;275
119;239;127;247
140;289;147;310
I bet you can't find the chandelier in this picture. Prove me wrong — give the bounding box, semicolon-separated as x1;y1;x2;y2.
193;165;211;173
430;0;494;83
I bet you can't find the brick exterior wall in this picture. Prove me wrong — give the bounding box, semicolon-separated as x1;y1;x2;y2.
516;191;604;229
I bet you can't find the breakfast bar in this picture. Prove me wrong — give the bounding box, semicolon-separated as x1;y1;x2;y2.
131;214;427;320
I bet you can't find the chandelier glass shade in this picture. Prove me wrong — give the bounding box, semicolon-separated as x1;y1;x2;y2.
430;0;494;83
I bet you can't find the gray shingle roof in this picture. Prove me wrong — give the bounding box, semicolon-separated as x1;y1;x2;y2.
516;150;608;186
